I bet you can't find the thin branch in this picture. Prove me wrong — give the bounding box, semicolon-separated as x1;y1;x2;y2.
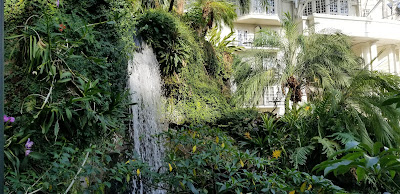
64;150;90;194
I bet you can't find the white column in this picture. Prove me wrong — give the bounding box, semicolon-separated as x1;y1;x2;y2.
382;0;386;18
370;41;378;71
361;42;371;69
397;48;400;75
388;45;396;74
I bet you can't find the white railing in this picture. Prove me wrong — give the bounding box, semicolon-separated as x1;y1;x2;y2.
232;32;255;47
260;86;285;106
303;0;349;16
237;0;277;16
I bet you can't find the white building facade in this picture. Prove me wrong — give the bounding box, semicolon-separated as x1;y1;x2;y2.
225;0;400;115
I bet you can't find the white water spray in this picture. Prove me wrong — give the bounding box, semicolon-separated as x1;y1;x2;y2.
128;43;166;194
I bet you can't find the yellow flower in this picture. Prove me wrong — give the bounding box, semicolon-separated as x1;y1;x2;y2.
307;184;312;190
305;106;310;111
272;150;282;159
240;159;244;167
216;136;219;143
244;132;252;139
137;169;141;176
125;159;135;164
193;145;197;153
169;163;173;172
289;191;295;194
221;143;225;148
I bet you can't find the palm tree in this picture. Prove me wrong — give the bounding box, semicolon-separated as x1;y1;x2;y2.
232;13;360;112
340;70;400;147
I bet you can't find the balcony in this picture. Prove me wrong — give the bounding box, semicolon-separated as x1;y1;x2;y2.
235;0;280;25
230;31;280;51
307;14;400;44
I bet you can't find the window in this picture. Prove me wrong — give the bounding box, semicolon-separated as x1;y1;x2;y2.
252;0;264;14
330;0;338;14
237;30;243;46
340;0;348;15
316;0;326;13
303;1;313;16
266;0;275;14
363;9;370;17
263;86;283;105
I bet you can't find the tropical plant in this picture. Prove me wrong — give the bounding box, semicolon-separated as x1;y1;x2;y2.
233;13;361;111
188;0;237;36
314;141;400;193
161;125;344;193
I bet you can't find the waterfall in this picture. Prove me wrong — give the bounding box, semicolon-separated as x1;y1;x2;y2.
128;43;166;194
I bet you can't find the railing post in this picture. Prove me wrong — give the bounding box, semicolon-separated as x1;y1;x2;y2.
326;0;330;14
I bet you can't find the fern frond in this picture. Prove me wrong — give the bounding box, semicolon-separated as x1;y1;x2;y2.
313;136;340;158
290;145;315;169
330;132;358;145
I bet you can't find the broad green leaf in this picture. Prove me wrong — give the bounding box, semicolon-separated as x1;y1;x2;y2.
186;181;199;194
17;134;31;144
345;141;359;150
29;152;45;160
372;142;383;156
65;108;72;121
58;78;72;83
365;155;379;168
324;160;352;176
356;167;366;181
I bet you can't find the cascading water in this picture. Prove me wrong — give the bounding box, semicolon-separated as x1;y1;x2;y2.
128;43;166;194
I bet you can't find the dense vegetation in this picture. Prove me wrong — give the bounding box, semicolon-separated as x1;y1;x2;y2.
3;0;400;193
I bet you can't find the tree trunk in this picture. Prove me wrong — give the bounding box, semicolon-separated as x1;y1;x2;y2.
168;0;175;12
285;87;293;113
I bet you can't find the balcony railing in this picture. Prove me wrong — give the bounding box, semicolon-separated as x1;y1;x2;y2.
259;86;285;107
303;0;349;16
237;0;277;16
232;32;255;47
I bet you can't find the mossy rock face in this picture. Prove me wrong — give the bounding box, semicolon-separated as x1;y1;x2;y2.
137;9;232;124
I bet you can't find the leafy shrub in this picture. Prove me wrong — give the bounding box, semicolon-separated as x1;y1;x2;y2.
136;9;191;75
5;141;141;193
161;125;344;193
314;141;400;193
4;0;136;192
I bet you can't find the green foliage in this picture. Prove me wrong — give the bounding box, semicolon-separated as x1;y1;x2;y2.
4;0;136;192
233;13;361;109
136;9;191;75
290;146;315;169
5;141;140;193
314;141;400;193
136;9;233;124
161;125;343;193
189;0;237;36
